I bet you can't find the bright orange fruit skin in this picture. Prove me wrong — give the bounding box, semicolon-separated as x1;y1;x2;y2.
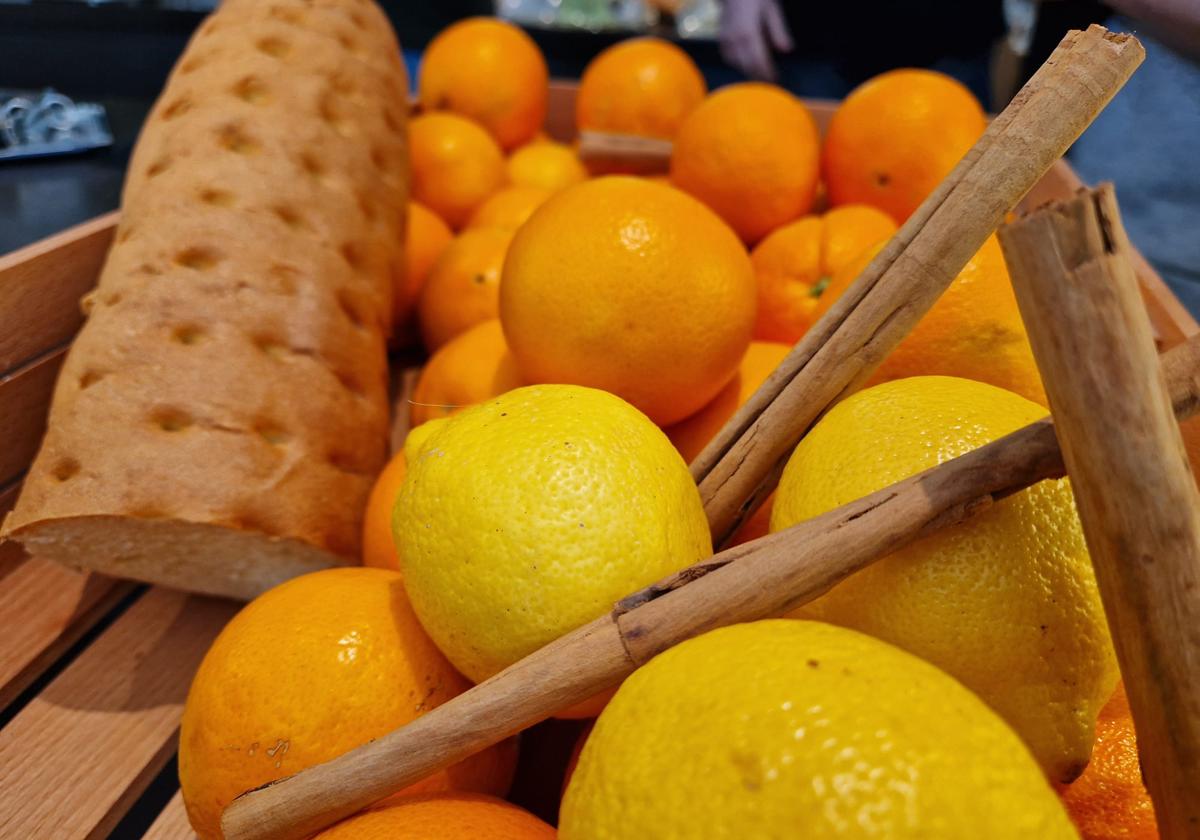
419;227;515;351
749;205;896;343
361;450;408;571
409;112;506;229
397;201;453;329
313;794;556;840
670;83;821;244
814;234;1046;405
1056;684;1159;840
418;18;548;151
467;186;555;232
823;68;986;223
506;140;588;192
500;176;756;426
576;37;706;141
410;319;525;428
178;569;516;840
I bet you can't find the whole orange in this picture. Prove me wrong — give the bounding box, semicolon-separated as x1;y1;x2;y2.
1056;684;1158;840
500;176;756;426
814;234;1046;405
468;186;554;231
418;18;548;151
576;37;706;140
419;227;515;351
671;83;820;243
410;319;525;427
313;794;556;840
749;204;896;343
178;569;516;840
397;201;454;329
362;450;407;571
823;68;986;223
409;113;506;229
506;140;588;191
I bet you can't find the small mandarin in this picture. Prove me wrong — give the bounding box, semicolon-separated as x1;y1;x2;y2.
361;450;408;570
749;205;896;343
506;140;588;191
823;68;986;223
671;83;820;243
467;186;554;231
409;112;506;229
397;201;453;329
419;227;514;351
410;319;525;427
418;18;548;150
576;37;706;140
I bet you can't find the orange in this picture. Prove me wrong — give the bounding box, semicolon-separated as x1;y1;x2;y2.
409;112;506;229
419;227;515;351
500;176;756;426
467;186;554;231
397;201;454;329
666;341;790;546
178;569;516;840
506;140;588;192
576;37;706;140
313;793;555;839
362;450;407;571
1056;684;1158;840
410;319;525;427
671;83;820;243
814;234;1046;405
418;18;548;151
823;68;986;223
749;205;896;343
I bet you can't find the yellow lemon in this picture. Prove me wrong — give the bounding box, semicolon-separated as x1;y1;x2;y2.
561;620;1076;838
771;376;1117;782
393;384;711;681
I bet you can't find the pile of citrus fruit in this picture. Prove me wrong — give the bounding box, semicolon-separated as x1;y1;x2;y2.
178;16;1158;839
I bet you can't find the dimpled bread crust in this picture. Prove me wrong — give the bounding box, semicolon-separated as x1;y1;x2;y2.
2;0;409;600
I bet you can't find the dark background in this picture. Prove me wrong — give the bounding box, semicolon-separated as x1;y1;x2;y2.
0;0;1110;256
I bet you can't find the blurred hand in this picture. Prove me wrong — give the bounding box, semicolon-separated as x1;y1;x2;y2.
720;0;794;81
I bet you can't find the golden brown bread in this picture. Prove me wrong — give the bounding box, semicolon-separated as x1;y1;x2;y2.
2;0;409;600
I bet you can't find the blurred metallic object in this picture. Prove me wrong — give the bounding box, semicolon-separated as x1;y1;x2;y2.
497;0;657;32
676;0;720;39
0;90;113;161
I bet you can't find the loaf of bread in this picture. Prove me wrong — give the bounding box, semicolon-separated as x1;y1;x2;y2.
2;0;409;600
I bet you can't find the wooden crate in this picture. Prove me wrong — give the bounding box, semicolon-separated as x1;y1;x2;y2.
1;82;1196;839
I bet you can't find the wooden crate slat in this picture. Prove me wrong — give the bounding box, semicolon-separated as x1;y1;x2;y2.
0;587;237;840
0;557;136;712
0;211;116;377
0;344;68;488
144;790;197;840
0;478;25;570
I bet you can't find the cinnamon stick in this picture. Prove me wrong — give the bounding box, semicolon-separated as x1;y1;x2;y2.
1000;185;1200;838
693;25;1144;546
221;331;1200;840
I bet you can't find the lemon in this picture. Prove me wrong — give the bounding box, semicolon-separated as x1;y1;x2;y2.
560;620;1076;838
393;384;712;682
771;376;1117;782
